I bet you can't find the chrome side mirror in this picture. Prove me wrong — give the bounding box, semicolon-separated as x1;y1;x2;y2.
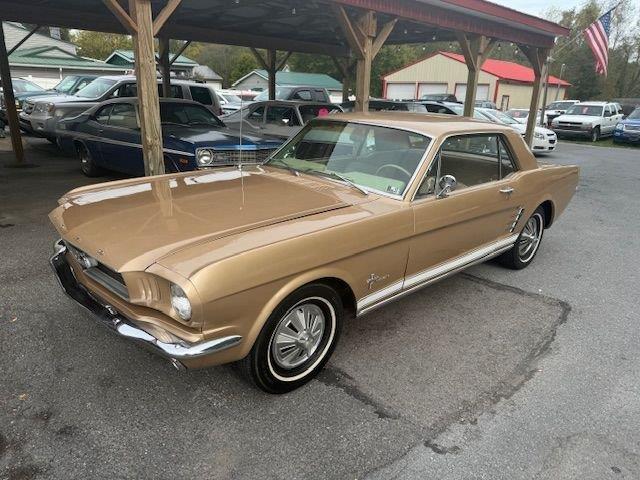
437;174;457;199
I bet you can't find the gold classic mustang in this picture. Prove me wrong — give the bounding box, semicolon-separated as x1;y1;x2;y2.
50;113;579;393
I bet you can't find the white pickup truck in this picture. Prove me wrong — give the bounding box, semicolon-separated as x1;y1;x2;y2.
551;101;624;142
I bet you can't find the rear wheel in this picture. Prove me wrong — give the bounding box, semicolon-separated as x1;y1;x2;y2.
241;283;343;394
499;207;545;270
591;126;600;142
77;144;103;177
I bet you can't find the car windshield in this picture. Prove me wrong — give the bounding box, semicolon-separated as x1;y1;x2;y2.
507;110;527;118
14;79;44;93
160;102;224;127
54;76;79;93
266;120;431;197
448;104;463;115
547;101;574;110
566;105;603;116
627;108;640;120
75;78;117;98
421;94;447;101
485;109;519;125
220;92;242;103
254;87;293;101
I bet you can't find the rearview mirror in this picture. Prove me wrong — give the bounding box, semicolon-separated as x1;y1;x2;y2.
437;175;457;199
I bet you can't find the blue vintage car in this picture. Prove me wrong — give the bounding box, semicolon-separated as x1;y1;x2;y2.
613;107;640;145
58;98;283;177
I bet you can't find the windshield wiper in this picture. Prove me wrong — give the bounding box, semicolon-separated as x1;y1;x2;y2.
268;158;301;176
310;170;369;196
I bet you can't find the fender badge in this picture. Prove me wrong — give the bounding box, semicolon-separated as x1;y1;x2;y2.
367;273;389;290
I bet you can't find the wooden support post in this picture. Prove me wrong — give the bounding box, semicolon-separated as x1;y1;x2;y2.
130;0;164;176
251;48;290;99
521;46;549;147
0;22;25;165
354;11;375;112
332;57;355;102
457;33;495;117
158;36;171;97
267;49;276;101
333;6;396;112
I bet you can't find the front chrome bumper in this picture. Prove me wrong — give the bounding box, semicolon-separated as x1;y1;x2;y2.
50;240;241;368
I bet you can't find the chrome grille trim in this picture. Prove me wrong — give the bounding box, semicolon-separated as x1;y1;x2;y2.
202;148;276;166
84;267;130;300
66;242;129;300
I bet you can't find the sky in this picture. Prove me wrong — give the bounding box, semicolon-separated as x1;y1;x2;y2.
489;0;585;17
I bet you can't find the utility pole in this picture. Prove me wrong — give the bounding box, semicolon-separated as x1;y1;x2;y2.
555;63;566;101
540;56;551;127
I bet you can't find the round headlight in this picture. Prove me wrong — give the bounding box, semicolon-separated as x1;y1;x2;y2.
197;149;213;166
170;283;192;321
616;123;625;131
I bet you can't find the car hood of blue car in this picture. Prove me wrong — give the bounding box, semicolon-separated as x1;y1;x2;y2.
163;124;283;149
619;118;640;127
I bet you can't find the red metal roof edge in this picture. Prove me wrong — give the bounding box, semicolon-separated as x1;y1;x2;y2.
439;51;571;86
437;0;570;37
382;51;572;86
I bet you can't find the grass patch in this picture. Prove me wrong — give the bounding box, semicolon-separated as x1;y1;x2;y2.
562;137;640;149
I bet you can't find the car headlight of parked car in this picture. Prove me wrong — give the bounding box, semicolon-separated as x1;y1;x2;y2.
196;148;213;166
615;123;625;131
582;123;593;130
34;102;55;115
534;132;545;140
170;283;192;321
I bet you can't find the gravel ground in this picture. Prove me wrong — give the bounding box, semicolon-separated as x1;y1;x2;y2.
0;138;637;480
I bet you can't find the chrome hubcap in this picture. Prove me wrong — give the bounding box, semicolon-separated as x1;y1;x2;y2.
271;303;325;370
518;213;543;263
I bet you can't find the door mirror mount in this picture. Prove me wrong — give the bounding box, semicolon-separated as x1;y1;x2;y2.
437;174;457;199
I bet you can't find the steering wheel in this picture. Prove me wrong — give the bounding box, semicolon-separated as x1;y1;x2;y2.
375;164;412;181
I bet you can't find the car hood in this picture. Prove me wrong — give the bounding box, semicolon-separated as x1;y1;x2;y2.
554;114;600;123
26;93;79;105
510;124;553;135
620;118;640;126
163;125;281;149
49;166;372;272
15;90;56;101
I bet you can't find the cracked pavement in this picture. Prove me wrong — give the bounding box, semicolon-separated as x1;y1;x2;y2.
1;139;638;479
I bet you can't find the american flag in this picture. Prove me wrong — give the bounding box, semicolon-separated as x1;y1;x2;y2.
583;9;614;76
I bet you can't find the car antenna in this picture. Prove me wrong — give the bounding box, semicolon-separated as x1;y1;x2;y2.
238;93;244;171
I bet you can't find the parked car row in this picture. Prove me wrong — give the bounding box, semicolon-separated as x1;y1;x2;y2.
19;76;225;142
550;101;624;142
58;98;282;177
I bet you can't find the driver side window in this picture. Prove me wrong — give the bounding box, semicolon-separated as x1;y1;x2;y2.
415;133;517;198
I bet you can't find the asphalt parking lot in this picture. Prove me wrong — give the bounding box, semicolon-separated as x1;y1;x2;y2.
1;137;639;480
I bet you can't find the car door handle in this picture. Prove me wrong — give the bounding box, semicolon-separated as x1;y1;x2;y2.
500;187;514;195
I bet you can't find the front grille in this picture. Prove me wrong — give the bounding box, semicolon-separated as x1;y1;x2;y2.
209;148;275;166
557;122;583;130
66;242;128;299
626;125;640;132
549;139;556;144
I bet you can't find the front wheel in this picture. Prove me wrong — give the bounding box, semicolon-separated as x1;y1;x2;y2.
77;144;103;177
499;207;545;270
241;284;343;394
591;127;600;142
